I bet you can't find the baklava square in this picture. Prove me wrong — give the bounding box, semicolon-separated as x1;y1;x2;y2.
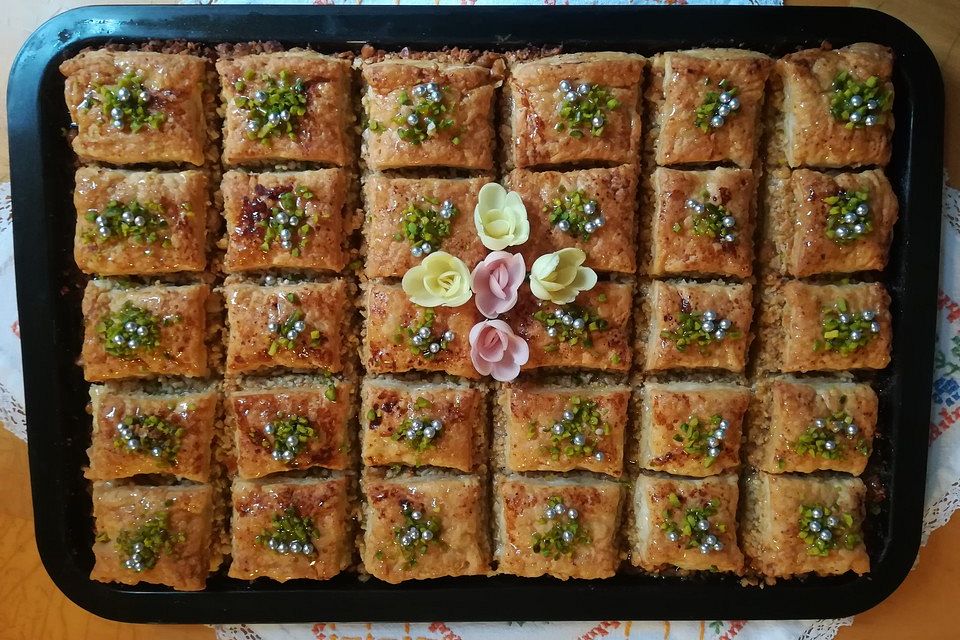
361;474;489;583
776;281;892;372
74;167;209;276
772;168;898;276
643;280;754;373
81;281;210;381
91;483;215;591
778;43;894;168
229;476;352;582
749;378;877;475
506;165;639;274
85;385;218;483
496;383;630;477
495;476;622;580
742;473;869;578
507;53;645;169
362;175;488;279
227;377;355;479
649;167;756;278
222;169;352;273
217;51;353;167
361;60;499;171
362;283;480;379
225;279;349;376
506;282;633;373
632;473;744;573
361;378;486;472
654;49;772;169
638;382;750;477
61;50;209;166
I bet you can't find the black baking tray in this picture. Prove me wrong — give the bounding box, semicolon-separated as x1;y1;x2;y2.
7;4;943;624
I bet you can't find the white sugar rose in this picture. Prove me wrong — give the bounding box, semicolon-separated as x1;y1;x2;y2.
401;251;473;308
529;248;597;305
474;183;530;251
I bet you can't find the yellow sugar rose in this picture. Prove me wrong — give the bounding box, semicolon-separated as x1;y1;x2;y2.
529;248;597;305
401;251;473;308
473;183;530;251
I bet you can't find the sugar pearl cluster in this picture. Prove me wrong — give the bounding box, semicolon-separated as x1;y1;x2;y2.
262;414;314;463
818;304;881;354
393;501;442;567
413;325;455;356
256;506;318;557
547;189;605;238
396;414;444;450
79;70;162;132
532;496;589;558
555;80;619;138
798;504;860;556
682;197;738;244
408;199;456;258
678;414;731;464
694;79;741;131
824;190;872;244
546;398;608;462
829;71;889;128
661;495;725;554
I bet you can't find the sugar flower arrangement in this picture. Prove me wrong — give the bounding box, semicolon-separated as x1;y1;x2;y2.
401;181;599;381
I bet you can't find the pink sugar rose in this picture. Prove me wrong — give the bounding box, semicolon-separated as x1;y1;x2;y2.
471;251;526;319
469;319;529;382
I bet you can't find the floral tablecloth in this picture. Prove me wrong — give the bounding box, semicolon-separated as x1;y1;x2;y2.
4;1;960;638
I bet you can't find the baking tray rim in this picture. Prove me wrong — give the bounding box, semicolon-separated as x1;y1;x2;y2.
6;3;944;623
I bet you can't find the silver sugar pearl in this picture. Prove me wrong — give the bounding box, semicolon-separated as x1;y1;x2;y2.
849;95;864;107
282;449;295;462
565;90;578;102
846;424;859;437
811;507;824;519
431;419;443;430
702;310;717;322
559;80;572;93
417;326;431;339
701;320;716;333
412;84;426;97
423;426;436;439
110;107;123;119
411;245;423;257
824;440;837;451
279;228;292;241
562;530;574;543
264;275;276;286
562;315;574;326
667;531;680;542
825;515;839;528
583;202;596;216
870;321;881;333
268;111;280;125
864;115;878;127
267;321;279;333
707;437;720;448
722;216;736;228
112;119;124;129
584;222;596;234
411;419;423;431
253;90;267;104
289;541;301;554
443;330;455;342
719;91;732;104
286;435;298;447
554;309;565;319
545;506;556;519
594;451;605;461
809;520;822;532
421;530;433;541
552;423;564;435
293;320;306;332
708;446;721;458
116;87;130;101
421;242;433;254
593;216;605;228
411;510;423;520
856;203;870;216
127;438;140;450
717;104;731;117
272;450;282;460
713;541;725;552
137;326;148;337
563;410;575;421
246;120;259;132
849;111;862;123
861;309;876;320
405;429;417;440
577;82;591;95
127;339;139;349
710;115;725;128
406;113;419;126
591;115;604;129
718;319;732;331
572;434;586;447
276;543;287;554
124;321;137;332
288;216;299;227
429;342;441;354
850;330;862;341
151;447;162;457
280;109;290;121
704;534;718;546
557;220;570;232
844;212;858;224
697;518;710;531
286;329;298;340
867;99;879;111
728;97;740;110
819;529;833;541
547;327;558;338
714;329;726;341
686;198;699;210
302;543;314;555
567;508;579;520
713;429;726;440
573;318;586;330
853;223;865;234
264;423;274;435
838;313;851;324
700;543;711;554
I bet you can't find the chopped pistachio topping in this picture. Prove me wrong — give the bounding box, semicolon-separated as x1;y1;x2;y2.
694;78;741;132
794;401;869;459
393;307;453;360
391;397;442;453
537;396;609;461
258;186;316;256
256;506;319;556
267;299;323;356
79;70;165;133
533;303;609;352
660;309;741;353
84;199;170;247
388;82;458;145
115;505;184;572
824;189;873;244
234;69;308;142
532;496;590;558
798;503;862;556
394;197;458;257
394;500;442;568
554;80;619;138
660;493;727;553
546;188;605;239
673;414;730;468
261;413;314;464
829;71;891;129
814;300;880;354
97;302;164;358
676;192;738;244
113;414;183;466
